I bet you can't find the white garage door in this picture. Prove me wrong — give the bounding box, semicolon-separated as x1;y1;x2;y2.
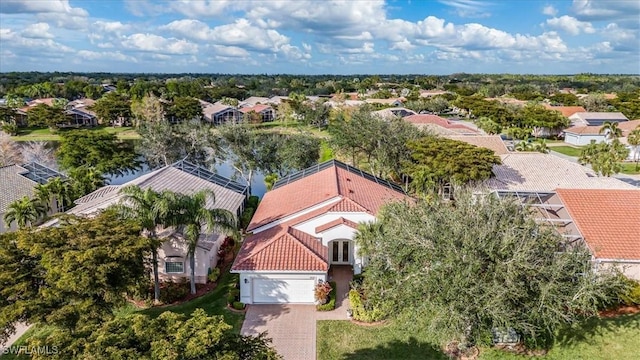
252;278;316;304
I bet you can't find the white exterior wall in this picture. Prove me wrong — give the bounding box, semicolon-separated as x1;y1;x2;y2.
238;272;327;304
598;261;640;281
626;145;639;161
564;133;605;146
157;236;223;284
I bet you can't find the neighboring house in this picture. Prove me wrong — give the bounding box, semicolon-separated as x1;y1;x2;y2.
485;153;636;192
512;189;640;280
446;135;510;155
372;107;416;119
231;160;412;304
63;98;98;127
419;90;450;98
202;104;243;125
569;112;628;126
0;163;64;233
365;98;405;107
64;160;248;284
563;125;605;146
266;96;289;106
239;104;275;123
239;97;270;107
404;114;479;135
619;120;640;161
543;105;586;118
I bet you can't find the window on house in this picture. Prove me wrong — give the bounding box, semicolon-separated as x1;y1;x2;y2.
165;261;184;274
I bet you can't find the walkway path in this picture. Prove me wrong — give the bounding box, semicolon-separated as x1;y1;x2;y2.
241;266;352;360
0;323;30;356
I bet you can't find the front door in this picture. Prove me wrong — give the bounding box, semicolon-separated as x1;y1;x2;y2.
331;240;351;264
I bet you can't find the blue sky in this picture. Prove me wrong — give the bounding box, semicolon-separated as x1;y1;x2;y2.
0;0;638;74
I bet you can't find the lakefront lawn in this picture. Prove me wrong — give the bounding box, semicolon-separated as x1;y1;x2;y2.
11;126;140;141
317;313;640;360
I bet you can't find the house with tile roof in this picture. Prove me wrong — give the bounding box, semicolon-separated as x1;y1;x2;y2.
543;105;586;118
563;120;640;160
445;135;510;155
202;103;242;125
231;160;412;304
404;114;479;135
239;104;275;123
61;160;248;284
486;153;636;193
0;163;65;233
569;112;628;127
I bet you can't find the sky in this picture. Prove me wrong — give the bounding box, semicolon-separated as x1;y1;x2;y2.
0;0;639;75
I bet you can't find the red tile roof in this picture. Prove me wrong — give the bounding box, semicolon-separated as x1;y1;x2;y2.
315;217;360;233
543;105;586;118
403;114;478;134
248;162;409;231
556;189;640;260
563;125;603;135
232;225;328;271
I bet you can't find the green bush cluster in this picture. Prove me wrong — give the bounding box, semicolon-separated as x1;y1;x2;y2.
620;278;640;306
317;281;337;311
232;301;246;310
227;288;240;306
207;267;221;283
348;289;385;322
240;196;260;230
159;279;190;304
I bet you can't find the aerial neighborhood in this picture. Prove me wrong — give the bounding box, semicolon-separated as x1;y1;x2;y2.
1;1;640;359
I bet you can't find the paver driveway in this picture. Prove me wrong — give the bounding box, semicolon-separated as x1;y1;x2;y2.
241;266;352;360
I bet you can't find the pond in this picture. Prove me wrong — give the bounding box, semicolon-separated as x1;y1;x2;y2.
23;141;268;198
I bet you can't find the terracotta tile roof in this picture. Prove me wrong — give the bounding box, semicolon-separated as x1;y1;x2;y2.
232;225;328;271
619;119;640;133
315;217;360;233
404;114;479;134
248;160;409;231
563;125;604;135
543;105;586;118
328;198;368;212
486;153;636;192
556;189;640;260
445;135;510;155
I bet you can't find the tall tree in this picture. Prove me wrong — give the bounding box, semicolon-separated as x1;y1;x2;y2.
167;96;203;122
355;191;623;350
599;121;622;141
57;130;140;176
579;139;630;177
627;126;640;170
167;190;238;294
3;196;46;229
403;136;501;195
130;93;165;127
26;103;67;129
90;91;131;125
112;185;175;304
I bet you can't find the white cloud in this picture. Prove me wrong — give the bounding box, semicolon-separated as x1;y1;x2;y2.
546;15;595;35
21;22;54;39
571;0;640;21
0;27;74;53
93;21;131;34
438;0;492;18
121;33;199;54
77;50;136;62
542;5;558;16
0;0;88;16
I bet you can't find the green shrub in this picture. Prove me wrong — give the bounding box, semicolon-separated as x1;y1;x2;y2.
232;301;246;310
241;206;256;230
207;267;221;283
247;195;259;209
351;274;364;288
317;281;337;311
621;278;640;306
227;288;240;305
159;279;189;304
2;123;19;136
348;289;385;322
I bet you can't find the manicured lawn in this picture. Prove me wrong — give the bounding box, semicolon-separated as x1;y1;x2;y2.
1;326;55;360
317;314;640;360
551;145;584;157
619;163;640;175
320;140;335;162
11;126;140;141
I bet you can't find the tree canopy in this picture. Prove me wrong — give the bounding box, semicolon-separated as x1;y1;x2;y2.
355;191;623;349
402;136;501;195
579;139;629;177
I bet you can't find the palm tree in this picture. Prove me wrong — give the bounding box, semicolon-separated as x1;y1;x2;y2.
628;127;640;170
599;121;622;141
3;196;46;229
167;190;238;294
113;185;174;304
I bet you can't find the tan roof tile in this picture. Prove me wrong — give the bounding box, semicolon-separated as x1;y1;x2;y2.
556;189;640;260
445;135;510;155
404;114;479;134
543;105;586;118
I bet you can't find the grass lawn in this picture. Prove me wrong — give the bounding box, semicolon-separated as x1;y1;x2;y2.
551;145;584;157
11;126;140;141
317;314;640;360
2;267;244;359
320;140;335;162
619;163;640;175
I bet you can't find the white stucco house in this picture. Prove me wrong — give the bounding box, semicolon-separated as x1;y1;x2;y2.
231;160;412;304
63;160;248;284
563;125;606;146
